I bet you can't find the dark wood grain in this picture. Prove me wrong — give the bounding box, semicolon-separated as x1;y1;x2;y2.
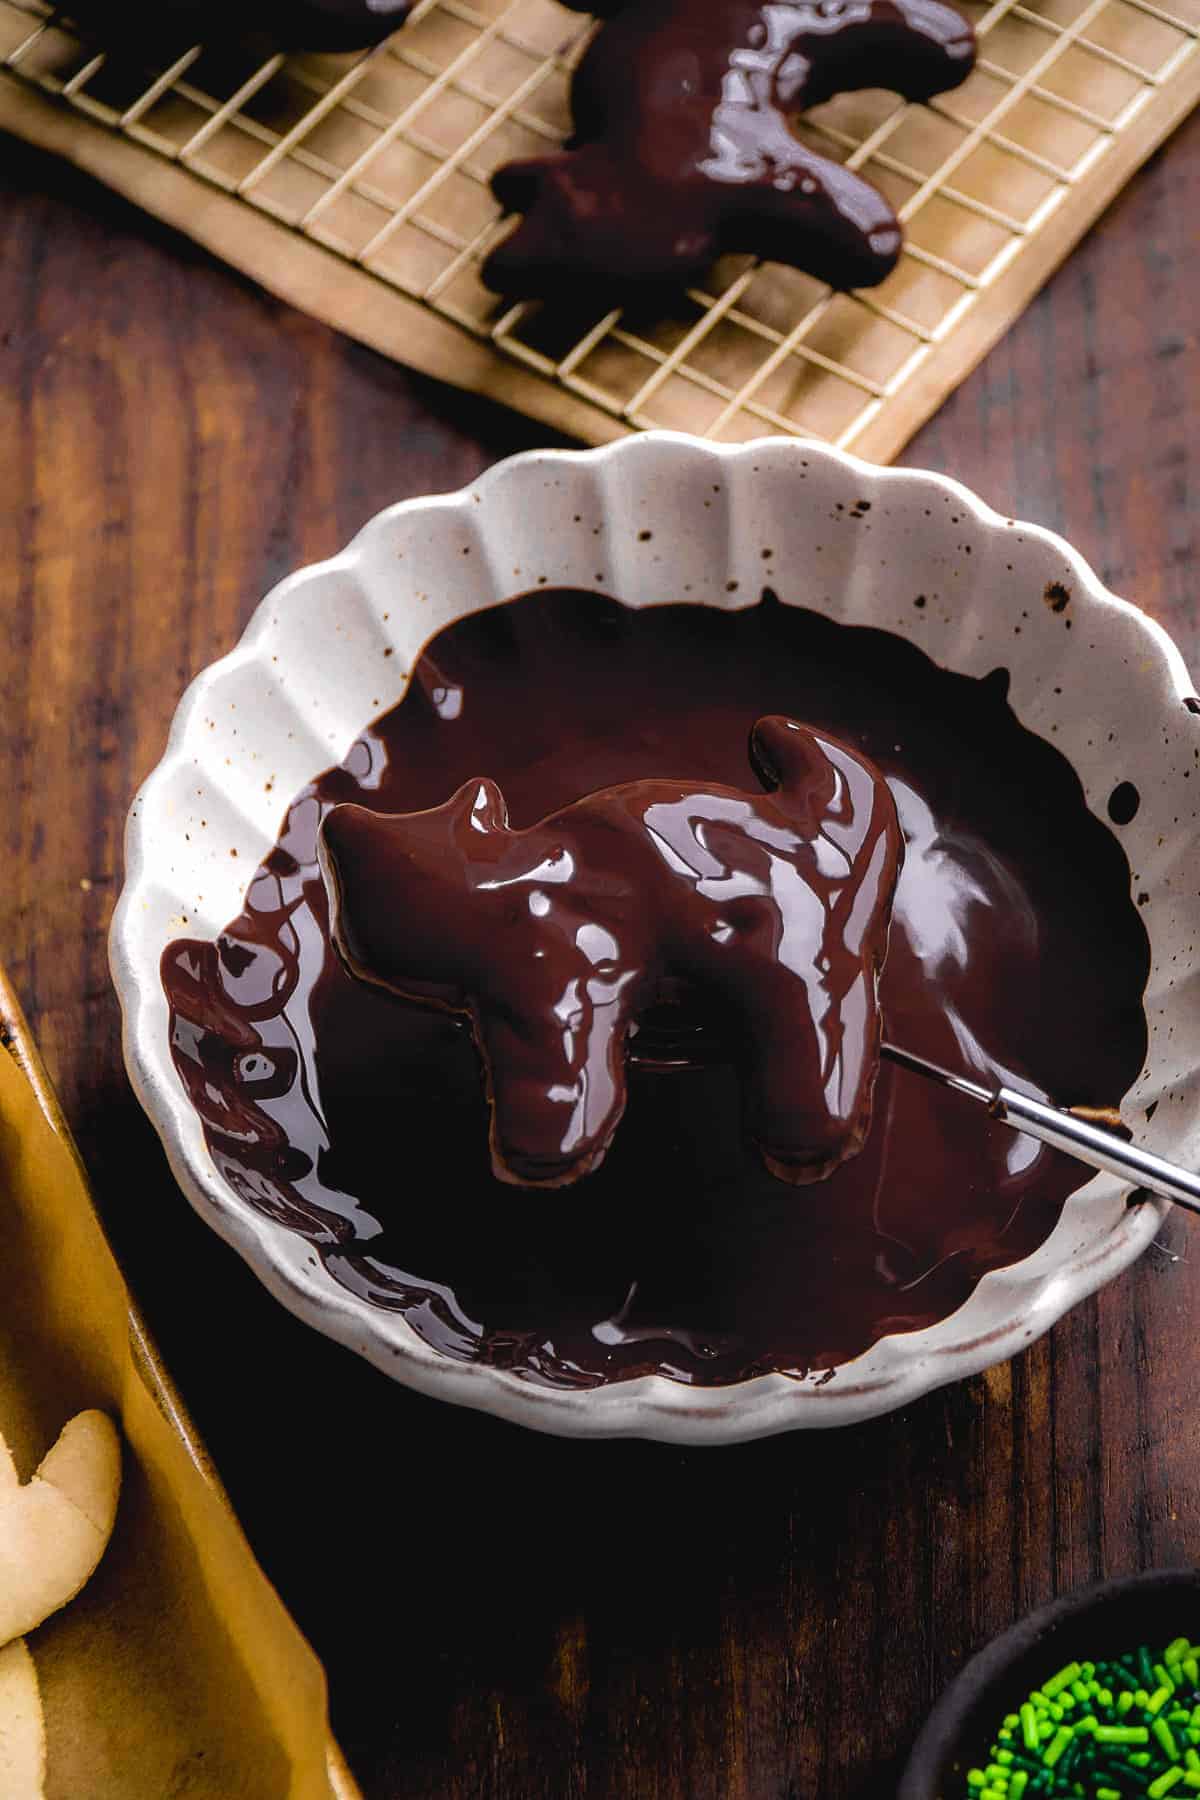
2;111;1199;1800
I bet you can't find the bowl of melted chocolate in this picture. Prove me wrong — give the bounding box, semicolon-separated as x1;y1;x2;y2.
112;433;1200;1441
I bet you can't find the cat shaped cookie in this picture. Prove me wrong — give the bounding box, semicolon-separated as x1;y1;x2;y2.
319;716;902;1188
485;0;974;298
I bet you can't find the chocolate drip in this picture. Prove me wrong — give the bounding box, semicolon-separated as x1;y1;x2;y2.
484;0;976;300
320;717;902;1187
162;591;1149;1387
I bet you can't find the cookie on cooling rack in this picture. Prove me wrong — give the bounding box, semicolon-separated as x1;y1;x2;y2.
483;0;976;300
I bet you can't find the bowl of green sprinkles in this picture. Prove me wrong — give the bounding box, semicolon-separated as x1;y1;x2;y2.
900;1570;1200;1799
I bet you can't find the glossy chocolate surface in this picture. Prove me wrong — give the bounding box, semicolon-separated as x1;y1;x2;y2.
162;591;1148;1386
484;0;976;300
320;717;902;1188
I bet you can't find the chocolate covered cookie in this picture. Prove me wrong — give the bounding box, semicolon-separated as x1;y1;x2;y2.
484;0;976;298
319;717;902;1187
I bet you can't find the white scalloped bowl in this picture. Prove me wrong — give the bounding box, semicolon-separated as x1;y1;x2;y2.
112;432;1200;1443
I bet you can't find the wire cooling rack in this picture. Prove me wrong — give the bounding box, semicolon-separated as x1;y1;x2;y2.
2;0;1198;454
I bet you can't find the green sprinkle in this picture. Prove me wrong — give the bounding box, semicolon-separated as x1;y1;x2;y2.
1157;1719;1183;1761
961;1638;1200;1799
1044;1663;1082;1699
1043;1727;1073;1768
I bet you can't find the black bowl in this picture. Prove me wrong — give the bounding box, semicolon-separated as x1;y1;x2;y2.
899;1568;1200;1799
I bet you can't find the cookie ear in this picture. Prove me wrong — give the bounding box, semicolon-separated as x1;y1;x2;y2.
749;717;837;807
448;777;510;837
322;781;511;880
0;1411;121;1649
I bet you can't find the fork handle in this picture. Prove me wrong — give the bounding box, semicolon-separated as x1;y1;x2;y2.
993;1086;1200;1216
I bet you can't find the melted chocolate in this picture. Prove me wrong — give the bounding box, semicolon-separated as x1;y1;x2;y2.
319;717;902;1188
162;591;1149;1386
484;0;976;300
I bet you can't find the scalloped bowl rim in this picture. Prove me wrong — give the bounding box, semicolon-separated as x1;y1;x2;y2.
110;431;1195;1444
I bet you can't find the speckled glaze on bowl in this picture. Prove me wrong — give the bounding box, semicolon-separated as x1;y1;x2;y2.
111;432;1200;1443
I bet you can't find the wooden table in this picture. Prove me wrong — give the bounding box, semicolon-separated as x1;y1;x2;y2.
3;114;1199;1800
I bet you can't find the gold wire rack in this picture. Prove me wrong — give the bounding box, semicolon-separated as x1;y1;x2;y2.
2;0;1198;455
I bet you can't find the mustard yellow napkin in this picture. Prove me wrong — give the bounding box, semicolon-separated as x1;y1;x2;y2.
0;1043;353;1800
